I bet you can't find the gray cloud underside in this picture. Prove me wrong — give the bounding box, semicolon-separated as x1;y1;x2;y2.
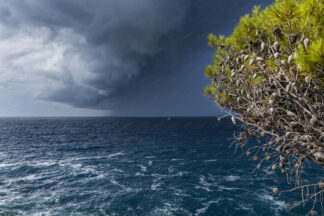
0;0;189;109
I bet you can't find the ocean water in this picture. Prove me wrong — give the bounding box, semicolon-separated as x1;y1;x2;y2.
0;117;322;216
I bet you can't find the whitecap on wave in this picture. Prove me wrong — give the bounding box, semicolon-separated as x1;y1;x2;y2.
107;152;125;158
218;185;239;191
258;193;287;215
224;175;240;181
138;165;147;172
151;182;162;191
0;162;20;168
149;202;190;216
195;200;220;216
204;159;218;162
199;176;212;187
171;158;183;161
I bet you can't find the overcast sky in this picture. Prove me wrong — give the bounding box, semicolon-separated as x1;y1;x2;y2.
0;0;271;117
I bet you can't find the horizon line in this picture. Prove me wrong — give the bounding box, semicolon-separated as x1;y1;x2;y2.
0;115;226;118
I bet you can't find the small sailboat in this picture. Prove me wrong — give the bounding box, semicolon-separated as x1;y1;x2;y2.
167;116;171;120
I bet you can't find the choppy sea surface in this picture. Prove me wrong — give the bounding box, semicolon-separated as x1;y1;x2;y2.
0;117;322;216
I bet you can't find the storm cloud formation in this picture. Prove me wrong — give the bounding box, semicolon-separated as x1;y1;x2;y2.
0;0;273;116
0;0;189;109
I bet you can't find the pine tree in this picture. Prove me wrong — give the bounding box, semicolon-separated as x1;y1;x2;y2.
205;0;324;213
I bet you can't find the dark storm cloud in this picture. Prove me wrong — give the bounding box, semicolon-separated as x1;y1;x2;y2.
0;0;190;108
105;0;273;116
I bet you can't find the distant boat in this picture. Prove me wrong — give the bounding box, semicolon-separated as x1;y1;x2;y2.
167;116;171;120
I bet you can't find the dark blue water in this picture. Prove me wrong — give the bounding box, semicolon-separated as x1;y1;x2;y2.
0;117;322;216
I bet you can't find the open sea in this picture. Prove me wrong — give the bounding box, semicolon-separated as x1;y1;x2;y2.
0;117;323;216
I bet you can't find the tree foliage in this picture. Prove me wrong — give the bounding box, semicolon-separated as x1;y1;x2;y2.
205;0;324;213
